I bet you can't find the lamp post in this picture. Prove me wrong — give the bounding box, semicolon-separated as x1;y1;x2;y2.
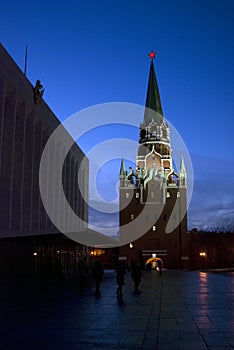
199;251;207;271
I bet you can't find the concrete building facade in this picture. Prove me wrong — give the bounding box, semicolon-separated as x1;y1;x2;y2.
0;44;89;277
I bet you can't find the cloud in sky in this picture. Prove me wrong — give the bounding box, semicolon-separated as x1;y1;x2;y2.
87;152;234;233
188;154;234;231
89;201;119;229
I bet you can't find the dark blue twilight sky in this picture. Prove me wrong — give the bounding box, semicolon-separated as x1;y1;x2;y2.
1;0;234;232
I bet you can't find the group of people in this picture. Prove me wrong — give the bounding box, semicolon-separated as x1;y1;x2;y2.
91;259;163;297
42;256;162;295
91;260;144;298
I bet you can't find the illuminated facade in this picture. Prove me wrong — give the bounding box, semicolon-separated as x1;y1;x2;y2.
119;55;191;269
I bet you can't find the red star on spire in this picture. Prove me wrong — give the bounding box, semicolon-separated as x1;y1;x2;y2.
148;51;156;60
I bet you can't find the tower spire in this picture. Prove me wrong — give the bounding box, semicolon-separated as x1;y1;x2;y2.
119;157;126;179
179;156;187;187
180;156;186;174
144;51;163;126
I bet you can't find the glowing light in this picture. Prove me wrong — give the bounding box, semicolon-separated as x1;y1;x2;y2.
130;242;134;248
200;252;207;257
33;252;38;256
148;51;156;60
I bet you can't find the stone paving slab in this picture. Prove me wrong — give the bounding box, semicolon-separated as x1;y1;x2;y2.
0;270;234;349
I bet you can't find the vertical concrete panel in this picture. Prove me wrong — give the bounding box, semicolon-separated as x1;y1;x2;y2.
59;146;66;230
0;85;17;230
37;124;45;231
67;154;72;229
11;100;26;231
39;127;50;231
29;114;36;230
62;152;69;230
70;156;75;229
31;118;42;231
0;73;6;174
22;111;34;231
74;161;79;222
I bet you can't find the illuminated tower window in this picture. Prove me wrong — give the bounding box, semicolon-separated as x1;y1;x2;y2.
136;193;139;198
130;213;134;220
152;225;156;231
177;191;180;197
167;191;170;198
126;192;129;198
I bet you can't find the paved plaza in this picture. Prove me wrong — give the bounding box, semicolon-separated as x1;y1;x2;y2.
0;269;234;350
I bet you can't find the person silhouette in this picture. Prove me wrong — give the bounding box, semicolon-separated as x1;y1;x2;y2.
130;261;143;293
116;263;126;298
157;260;163;275
92;261;104;294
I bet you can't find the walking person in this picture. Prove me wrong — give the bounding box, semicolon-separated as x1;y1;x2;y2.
157;259;163;275
130;261;143;293
92;260;104;295
78;257;89;295
116;263;126;298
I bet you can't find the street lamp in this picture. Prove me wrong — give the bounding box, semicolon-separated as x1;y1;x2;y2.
199;251;207;271
199;252;207;257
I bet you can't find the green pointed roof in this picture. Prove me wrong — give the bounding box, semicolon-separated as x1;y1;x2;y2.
180;156;186;175
143;60;163;126
119;157;126;179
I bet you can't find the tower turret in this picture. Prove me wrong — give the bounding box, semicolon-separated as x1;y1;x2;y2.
179;156;187;187
119;158;126;179
119;157;126;187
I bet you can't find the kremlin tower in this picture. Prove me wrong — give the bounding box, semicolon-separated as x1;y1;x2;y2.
119;52;191;269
